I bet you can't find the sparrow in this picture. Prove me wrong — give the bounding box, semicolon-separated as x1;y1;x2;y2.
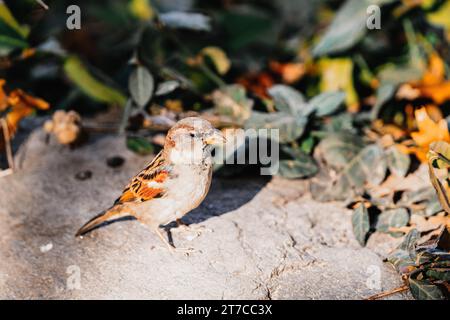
76;117;226;251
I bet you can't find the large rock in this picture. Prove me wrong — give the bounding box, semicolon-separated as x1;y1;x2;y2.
0;129;410;299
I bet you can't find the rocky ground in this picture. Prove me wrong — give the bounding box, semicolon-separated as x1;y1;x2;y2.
0;126;411;299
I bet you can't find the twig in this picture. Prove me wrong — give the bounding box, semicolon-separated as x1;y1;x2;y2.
1;118;15;172
35;0;49;10
365;285;409;300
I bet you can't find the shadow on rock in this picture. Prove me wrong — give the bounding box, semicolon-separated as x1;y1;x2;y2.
179;174;271;225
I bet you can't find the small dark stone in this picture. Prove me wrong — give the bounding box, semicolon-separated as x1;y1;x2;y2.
75;170;92;181
107;156;125;168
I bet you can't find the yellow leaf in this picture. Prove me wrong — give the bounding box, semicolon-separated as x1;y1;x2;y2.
427;0;450;41
64;56;127;106
201;46;231;75
318;58;359;112
129;0;154;21
164;99;183;113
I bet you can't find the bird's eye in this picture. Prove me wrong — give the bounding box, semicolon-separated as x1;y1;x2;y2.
189;133;195;138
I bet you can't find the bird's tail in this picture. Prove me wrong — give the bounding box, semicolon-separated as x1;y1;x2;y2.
75;205;128;237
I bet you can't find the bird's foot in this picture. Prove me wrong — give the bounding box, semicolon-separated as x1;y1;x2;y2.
172;219;212;238
169;246;199;255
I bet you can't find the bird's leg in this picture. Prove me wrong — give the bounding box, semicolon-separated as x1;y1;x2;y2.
135;216;197;254
153;226;196;254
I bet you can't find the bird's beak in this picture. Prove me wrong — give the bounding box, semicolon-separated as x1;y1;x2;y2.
205;129;226;145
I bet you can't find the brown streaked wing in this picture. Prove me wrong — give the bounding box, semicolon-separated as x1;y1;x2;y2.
114;151;170;204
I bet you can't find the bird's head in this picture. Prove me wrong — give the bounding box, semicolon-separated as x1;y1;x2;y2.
164;117;226;165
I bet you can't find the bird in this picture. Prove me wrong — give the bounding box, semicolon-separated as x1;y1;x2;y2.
75;117;226;251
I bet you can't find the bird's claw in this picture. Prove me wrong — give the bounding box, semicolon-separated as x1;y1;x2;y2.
172;223;212;238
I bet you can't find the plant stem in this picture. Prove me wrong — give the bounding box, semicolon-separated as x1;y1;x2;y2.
119;99;133;135
1;118;14;172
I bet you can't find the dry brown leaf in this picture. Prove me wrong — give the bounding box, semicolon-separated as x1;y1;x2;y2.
236;72;274;99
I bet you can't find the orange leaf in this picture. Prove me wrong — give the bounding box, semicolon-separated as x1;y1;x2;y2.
0;79;8;111
8;89;50;111
410;107;450;162
422;52;445;86
419;82;450;105
5;104;33;135
269;61;306;84
236;72;274;99
411;53;450;104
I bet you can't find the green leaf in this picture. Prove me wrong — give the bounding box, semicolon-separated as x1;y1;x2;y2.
276;159;318;179
126;137;154;155
425;268;450;281
268;85;306;116
386;145;411;177
342;144;387;187
245;111;307;144
159;12;211;31
274;146;318;179
409;278;445;300
0;2;29;38
221;11;274;50
387;250;416;274
399;229;420;252
317;132;365;170
371;84;396;120
64;56;127;106
308;91;345;117
352;204;370;246
155;80;180;96
129;65;154;108
312;0;396;56
0;34;28;56
387;229;419;274
376;208;410;233
0;3;29;56
400;187;436;206
332;144;387;199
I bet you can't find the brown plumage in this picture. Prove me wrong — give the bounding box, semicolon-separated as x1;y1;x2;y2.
76;117;225;251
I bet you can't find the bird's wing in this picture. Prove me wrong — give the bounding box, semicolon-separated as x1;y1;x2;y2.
114;150;171;204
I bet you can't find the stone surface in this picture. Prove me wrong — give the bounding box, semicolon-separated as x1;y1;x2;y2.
0;129;411;299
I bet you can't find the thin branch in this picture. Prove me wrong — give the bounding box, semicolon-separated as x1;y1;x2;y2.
365;285;409;300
